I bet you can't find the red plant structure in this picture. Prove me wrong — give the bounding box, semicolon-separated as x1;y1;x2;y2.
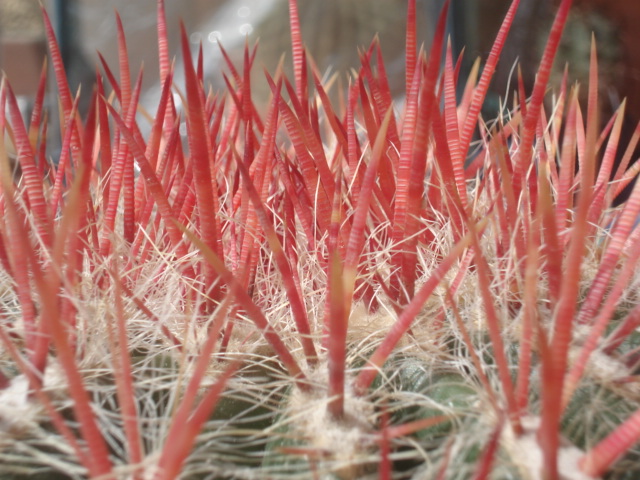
1;0;640;478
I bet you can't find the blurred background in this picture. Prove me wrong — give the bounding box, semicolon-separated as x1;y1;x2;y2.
0;0;638;128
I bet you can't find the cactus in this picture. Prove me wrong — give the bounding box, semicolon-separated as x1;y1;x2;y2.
1;0;640;478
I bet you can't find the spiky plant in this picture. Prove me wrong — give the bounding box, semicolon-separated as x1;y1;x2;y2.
1;0;640;478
